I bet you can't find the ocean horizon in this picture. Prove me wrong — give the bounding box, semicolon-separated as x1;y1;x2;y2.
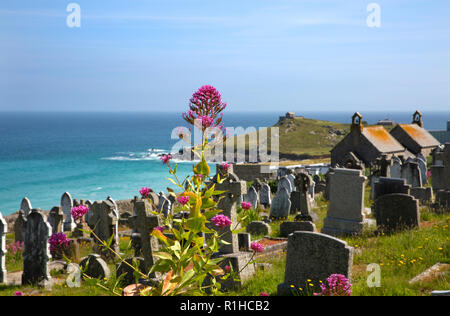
1;110;449;216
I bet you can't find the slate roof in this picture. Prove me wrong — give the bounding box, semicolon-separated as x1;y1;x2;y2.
362;126;405;153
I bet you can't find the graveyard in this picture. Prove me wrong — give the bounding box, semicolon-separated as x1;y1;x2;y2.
0;142;449;296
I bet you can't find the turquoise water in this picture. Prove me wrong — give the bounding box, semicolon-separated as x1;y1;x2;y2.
0;111;448;215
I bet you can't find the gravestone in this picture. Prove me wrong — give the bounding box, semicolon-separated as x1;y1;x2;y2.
401;162;422;188
444;143;450;190
287;174;296;193
389;157;402;179
20;197;32;217
373;177;411;201
243;186;258;209
88;200;119;259
214;177;247;254
246;221;272;236
80;254;111;280
414;156;428;185
106;197;120;246
280;221;316;237
61;192;76;232
294;173;314;220
277;231;353;295
410;187;433;204
22;209;52;286
48;207;64;234
85;200;93;223
0;212;7;284
289;191;301;215
278;176;293;194
373;193;420;233
238;233;251;252
431;166;445;191
269;187;291;219
259;183;272;207
128;200;162;275
14;210;27;242
157;194;171;218
322;168;366;236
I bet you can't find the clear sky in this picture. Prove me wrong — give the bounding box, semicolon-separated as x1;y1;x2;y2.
0;0;449;112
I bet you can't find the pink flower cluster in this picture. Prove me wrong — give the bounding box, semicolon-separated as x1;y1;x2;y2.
241;202;252;210
48;233;71;253
314;274;352;296
182;85;227;131
251;242;264;253
139;187;151;198
222;162;231;172
6;241;24;256
178;195;190;205
160;154;172;165
211;214;232;229
153;226;165;233
71;205;89;221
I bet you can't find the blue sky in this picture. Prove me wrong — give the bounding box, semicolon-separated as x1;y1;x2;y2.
0;0;449;112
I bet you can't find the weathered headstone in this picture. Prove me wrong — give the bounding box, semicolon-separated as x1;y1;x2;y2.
243;186;258;209
287;174;295;193
80;254;111;279
294;173;313;220
20;197;32;217
373;193;420;233
280;221;316;237
289;191;301;215
214;178;247;254
269;187;291;219
22;209;52;286
61;192;76;232
128;200;161;275
278;176;293;194
246;221;272;236
259;183;272;207
157;194;171;218
14;210;27;242
0;212;7;284
85;200;93;223
401;161;422;188
88;200;119;259
238;233;251;252
414;156;428;185
277;231;353;295
106;196;120;246
410;187;433;204
322;168;366;236
48;207;64;234
431;166;445;191
373;177;411;201
389;157;402;179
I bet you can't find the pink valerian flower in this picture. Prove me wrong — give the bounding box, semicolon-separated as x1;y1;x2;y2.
153;226;166;233
14;291;24;296
427;169;432;178
260;292;269;296
313;274;352;296
139;187;151;198
48;233;70;253
71;205;89;221
222;162;231;172
224;265;231;273
160;154;172;165
251;242;264;253
6;241;24;255
211;214;232;229
241;202;252;210
182;85;227;131
177;195;190;205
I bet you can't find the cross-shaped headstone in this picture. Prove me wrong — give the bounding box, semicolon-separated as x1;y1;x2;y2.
128;200;161;276
48;207;64;234
214;175;247;254
88;200;119;259
294;173;313;218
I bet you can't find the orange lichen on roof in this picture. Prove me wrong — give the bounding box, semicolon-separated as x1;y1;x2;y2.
362;126;405;153
398;124;441;147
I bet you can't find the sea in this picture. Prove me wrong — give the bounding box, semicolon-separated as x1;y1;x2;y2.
0;110;448;215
